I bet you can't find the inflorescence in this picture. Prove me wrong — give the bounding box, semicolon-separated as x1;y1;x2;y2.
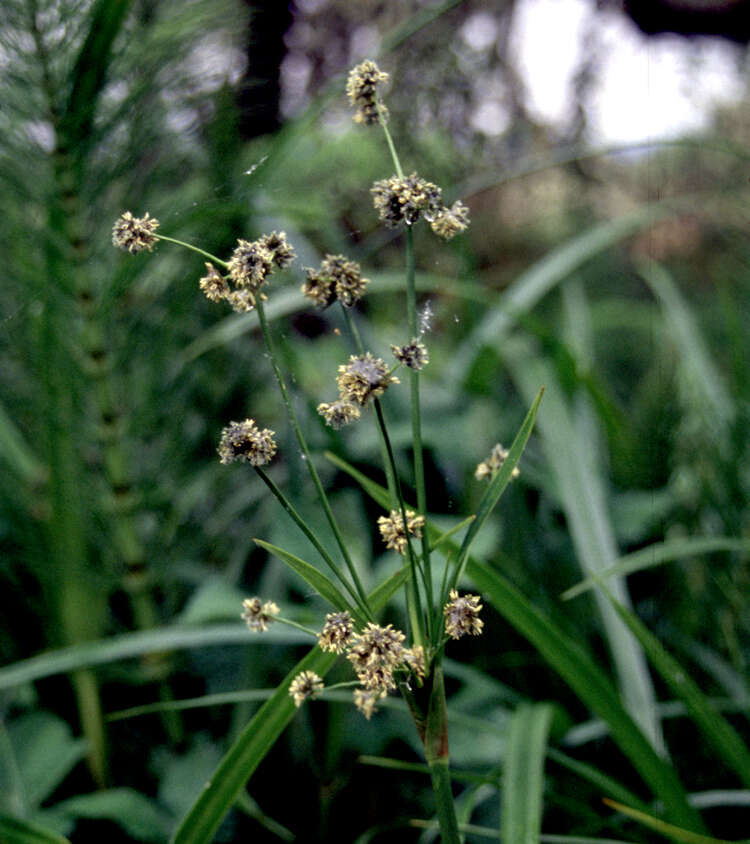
391;338;429;371
302;254;370;308
241;597;280;632
475;443;520;482
112;211;160;253
378;509;425;555
217;419;277;467
346;60;389;126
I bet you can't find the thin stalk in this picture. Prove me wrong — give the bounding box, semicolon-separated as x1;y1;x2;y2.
379;110;404;179
254;467;369;618
153;234;226;267
274;616;319;638
255;299;372;616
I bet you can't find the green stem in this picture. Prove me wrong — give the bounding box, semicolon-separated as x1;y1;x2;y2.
379;108;404;179
154;234;227;267
274;616;319;638
254;467;369;618
255;299;372;617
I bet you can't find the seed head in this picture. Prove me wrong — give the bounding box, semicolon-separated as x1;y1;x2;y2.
218;419;277;466
353;687;385;720
199;263;229;303
317;398;361;429
241;597;280;632
443;589;484;639
302;254;369;308
391;339;429;371
336;353;399;406
260;231;296;269
289;671;324;707
402;645;426;680
227;239;274;292
371;174;443;228
475;443;520;482
430;200;470;240
377;509;425;555
112;211;160;253
348;623;405;672
346;60;389;126
317;611;355;654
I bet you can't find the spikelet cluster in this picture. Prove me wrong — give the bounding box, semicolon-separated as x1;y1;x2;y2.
475;443;520;481
302;254;369;308
289;671;324;707
443;590;484;639
241;597;280;632
336;353;399;406
317;611;355;654
112;211;160;253
346;60;389;126
391;339;429;371
218;419;277;466
377;509;425;555
371;174;470;240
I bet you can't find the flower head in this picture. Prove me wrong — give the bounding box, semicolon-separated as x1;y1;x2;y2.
348;623;405;691
346;60;389;126
391;339;429;371
475;443;520;482
353;687;385;720
336;353;399;406
317;611;355;654
430;200;470;240
112;211;160;253
371;174;443;228
302;255;369;308
199;263;229;303
317;398;361;429
227;239;274;292
289;671;324;707
241;597;280;632
377;509;425;555
402;645;426;680
260;231;296;269
443;589;484;639
218;419;277;466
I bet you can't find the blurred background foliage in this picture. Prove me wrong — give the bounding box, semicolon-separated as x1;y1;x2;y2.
1;0;750;841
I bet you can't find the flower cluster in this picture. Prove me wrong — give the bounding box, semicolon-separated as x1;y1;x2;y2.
217;419;277;466
474;443;520;482
317;353;399;429
289;671;324;707
443;590;484;639
391;339;429;371
377;509;425;555
317;611;355;654
241;597;280;632
371;174;470;240
112;211;160;253
346;60;389;126
302;254;369;308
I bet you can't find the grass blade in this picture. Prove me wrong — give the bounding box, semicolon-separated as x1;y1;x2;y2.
562;538;750;600
501;703;554;844
0;814;71;844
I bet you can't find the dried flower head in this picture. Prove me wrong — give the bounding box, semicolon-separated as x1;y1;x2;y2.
226;289;258;313
348;623;405;671
402;645;426;680
301;267;334;308
377;509;425;555
391;339;429;371
353;687;385;720
112;211;160;253
218;419;277;466
260;231;296;269
336;353;399;406
227;239;274;292
430;200;470;240
371;174;443;228
346;60;389;126
289;671;324;707
317;398;361;429
444;589;484;639
199;263;229;303
241;597;280;632
317;611;355;654
302;255;369;308
475;443;520;482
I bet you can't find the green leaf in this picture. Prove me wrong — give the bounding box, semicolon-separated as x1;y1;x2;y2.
254;539;353;613
0;813;72;844
450;386;544;591
501;703;554;844
465;558;704;832
369;565;410;614
54;789;172;843
562;538;750;600
603;799;749;844
170;646;338;844
324;451;391;510
605;596;750;789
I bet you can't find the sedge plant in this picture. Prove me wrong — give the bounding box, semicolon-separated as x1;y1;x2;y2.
112;60;542;843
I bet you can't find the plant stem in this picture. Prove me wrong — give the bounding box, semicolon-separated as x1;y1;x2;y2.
154;234;227;267
255;299;372;617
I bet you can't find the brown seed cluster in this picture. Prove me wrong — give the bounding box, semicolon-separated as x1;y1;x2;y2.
302;254;369;308
377;509;425;555
241;597;280;632
443;590;484;639
218;419;277;467
348;623;405;692
474;443;520;482
430;200;471;240
336;353;399;407
112;211;160;253
317;399;362;430
391;339;429;371
371;174;470;239
289;671;324;707
317;611;355;654
346;60;389;126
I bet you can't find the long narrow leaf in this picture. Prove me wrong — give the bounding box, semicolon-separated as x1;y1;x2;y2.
501;703;553;844
606;597;750;788
0;814;71;844
563;538;750;600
